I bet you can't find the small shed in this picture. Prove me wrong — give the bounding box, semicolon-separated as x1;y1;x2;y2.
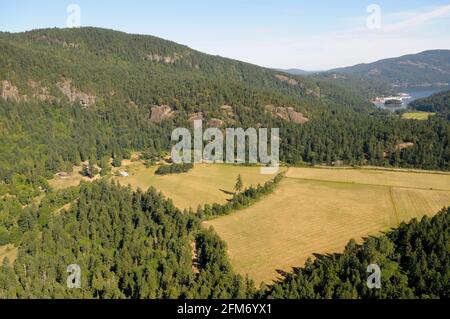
119;170;129;177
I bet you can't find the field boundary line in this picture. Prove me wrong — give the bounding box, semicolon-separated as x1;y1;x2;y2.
389;187;400;225
284;176;450;192
296;166;450;176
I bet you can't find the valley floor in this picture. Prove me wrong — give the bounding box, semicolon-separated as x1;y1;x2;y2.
47;161;450;285
204;167;450;284
111;163;279;210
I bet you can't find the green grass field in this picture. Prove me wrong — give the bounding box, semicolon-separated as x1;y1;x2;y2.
113;163;279;210
402;112;435;120
205;167;450;284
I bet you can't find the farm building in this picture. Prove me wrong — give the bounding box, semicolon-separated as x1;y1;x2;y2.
119;171;129;177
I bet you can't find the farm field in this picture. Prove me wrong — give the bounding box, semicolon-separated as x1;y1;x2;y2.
113;163;279;210
204;167;450;284
47;160;279;210
402;112;435;120
285;167;450;190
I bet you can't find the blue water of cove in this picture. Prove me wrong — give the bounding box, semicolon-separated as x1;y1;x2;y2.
375;86;450;112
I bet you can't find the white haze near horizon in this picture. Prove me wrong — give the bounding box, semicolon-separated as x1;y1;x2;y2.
191;5;450;71
1;2;450;70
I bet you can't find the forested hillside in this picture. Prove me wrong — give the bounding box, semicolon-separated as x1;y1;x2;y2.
1;179;448;299
0;28;322;109
0;181;254;298
330;50;450;87
410;90;450;119
0;28;449;205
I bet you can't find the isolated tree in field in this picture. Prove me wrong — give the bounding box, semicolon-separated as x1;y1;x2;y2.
82;160;99;179
235;174;243;194
99;157;111;176
88;159;99;178
81;164;90;178
144;160;154;168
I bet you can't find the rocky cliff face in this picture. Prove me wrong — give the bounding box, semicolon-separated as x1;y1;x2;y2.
144;53;183;64
1;79;96;106
149;105;175;123
266;105;309;124
1;81;20;101
56;79;96;107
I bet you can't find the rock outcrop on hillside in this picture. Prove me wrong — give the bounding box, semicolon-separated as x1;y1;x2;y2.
1;79;92;105
144;53;183;64
186;111;229;127
188;112;204;123
28;80;54;102
266;105;309;124
1;81;20;101
275;74;299;86
31;34;81;49
56;79;96;107
208;118;224;128
220;105;235;117
275;74;320;97
149;105;175;123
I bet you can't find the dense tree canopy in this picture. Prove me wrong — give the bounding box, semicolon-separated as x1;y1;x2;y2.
409;89;450;119
0;181;254;298
0;179;448;299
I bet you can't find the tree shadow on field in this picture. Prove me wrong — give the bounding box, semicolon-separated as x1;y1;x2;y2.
220;189;235;196
274;269;291;283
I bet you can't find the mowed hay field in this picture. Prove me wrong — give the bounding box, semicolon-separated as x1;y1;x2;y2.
402;112;435;120
114;163;279;210
204;167;450;284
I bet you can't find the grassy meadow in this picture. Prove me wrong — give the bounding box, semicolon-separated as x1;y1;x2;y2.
402;112;435;120
205;167;450;284
113;163;279;210
47;161;450;285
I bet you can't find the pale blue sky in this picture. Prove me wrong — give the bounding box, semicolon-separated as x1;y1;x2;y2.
1;0;450;70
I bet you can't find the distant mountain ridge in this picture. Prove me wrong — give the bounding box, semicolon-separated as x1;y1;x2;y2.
327;50;450;88
276;68;317;76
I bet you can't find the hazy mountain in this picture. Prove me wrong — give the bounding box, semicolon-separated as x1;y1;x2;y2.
328;50;450;88
0;27;322;112
276;68;317;76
